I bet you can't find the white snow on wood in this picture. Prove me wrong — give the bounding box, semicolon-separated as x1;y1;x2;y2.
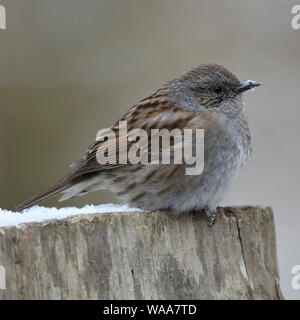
0;204;143;228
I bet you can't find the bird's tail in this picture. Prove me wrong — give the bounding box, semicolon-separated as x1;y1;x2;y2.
14;177;74;212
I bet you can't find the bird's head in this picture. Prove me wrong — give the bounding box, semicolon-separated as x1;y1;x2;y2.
169;64;260;115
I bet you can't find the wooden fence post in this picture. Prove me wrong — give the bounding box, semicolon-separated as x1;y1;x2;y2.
0;206;283;299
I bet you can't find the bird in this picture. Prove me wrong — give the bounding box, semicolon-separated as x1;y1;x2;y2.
15;64;260;225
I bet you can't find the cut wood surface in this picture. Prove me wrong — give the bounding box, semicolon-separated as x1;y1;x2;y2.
0;206;283;299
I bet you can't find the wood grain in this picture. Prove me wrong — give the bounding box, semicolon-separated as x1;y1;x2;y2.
0;206;283;299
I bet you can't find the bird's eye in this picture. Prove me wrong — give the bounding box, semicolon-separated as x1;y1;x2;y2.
213;86;223;94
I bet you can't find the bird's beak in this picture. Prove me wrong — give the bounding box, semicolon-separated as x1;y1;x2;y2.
235;80;261;93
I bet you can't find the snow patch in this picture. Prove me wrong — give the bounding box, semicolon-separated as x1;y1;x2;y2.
0;204;143;228
245;80;260;93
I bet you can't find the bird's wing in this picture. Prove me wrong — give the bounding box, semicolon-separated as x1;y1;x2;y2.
68;92;182;177
69;96;211;178
15;92;213;212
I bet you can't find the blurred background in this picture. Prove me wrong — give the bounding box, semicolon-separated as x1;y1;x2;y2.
0;0;299;299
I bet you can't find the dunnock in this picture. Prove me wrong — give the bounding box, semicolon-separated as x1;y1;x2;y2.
15;64;260;225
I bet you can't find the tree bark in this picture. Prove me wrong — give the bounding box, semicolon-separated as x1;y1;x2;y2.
0;206;283;300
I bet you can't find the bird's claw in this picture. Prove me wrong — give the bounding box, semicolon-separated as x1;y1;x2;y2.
204;207;216;227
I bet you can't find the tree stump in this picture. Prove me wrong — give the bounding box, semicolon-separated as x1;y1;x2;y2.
0;206;283;299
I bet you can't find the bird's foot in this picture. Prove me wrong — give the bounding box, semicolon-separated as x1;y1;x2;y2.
204;207;217;227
